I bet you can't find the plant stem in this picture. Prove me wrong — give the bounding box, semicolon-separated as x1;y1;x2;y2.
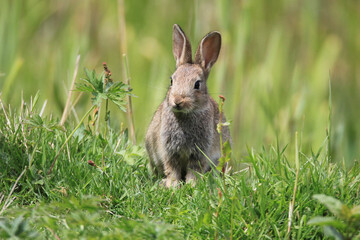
123;54;136;145
117;0;136;145
214;187;223;240
287;131;300;237
327;73;332;162
218;96;227;192
218;97;224;158
48;105;97;175
102;99;109;169
60;54;80;126
230;192;235;240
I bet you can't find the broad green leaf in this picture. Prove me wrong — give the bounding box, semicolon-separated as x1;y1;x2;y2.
217;140;231;171
217;156;225;171
313;194;345;217
308;216;346;229
323;226;344;240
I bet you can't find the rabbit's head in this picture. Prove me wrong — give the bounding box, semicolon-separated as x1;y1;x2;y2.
167;24;221;114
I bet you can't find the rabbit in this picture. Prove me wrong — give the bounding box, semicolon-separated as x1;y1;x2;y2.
145;24;231;188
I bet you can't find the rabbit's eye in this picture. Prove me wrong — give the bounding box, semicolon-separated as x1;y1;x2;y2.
170;77;173;86
194;80;201;89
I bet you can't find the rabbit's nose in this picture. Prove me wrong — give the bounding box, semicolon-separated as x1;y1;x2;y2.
174;101;183;108
173;97;184;109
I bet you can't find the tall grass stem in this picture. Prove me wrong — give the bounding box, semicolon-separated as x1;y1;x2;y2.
287;131;300;237
60;55;80;126
327;72;332;162
123;54;136;145
117;0;136;144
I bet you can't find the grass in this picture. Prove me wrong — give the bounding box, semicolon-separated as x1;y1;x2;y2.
1;0;360;239
0;94;359;239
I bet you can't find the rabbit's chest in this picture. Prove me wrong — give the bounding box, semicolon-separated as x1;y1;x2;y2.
161;114;213;157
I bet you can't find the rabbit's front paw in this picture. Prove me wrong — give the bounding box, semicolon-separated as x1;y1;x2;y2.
185;171;197;187
160;176;180;188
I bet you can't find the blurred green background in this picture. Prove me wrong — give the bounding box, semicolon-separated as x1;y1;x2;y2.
1;0;359;165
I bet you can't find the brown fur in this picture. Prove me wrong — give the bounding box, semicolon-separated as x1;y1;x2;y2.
145;24;231;187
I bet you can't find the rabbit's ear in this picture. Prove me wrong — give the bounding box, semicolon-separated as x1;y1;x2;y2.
195;32;221;73
173;24;192;67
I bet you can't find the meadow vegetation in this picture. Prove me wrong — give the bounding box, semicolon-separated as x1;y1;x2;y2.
1;0;360;239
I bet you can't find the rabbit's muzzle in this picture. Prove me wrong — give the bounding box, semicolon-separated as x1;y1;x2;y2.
170;95;192;113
